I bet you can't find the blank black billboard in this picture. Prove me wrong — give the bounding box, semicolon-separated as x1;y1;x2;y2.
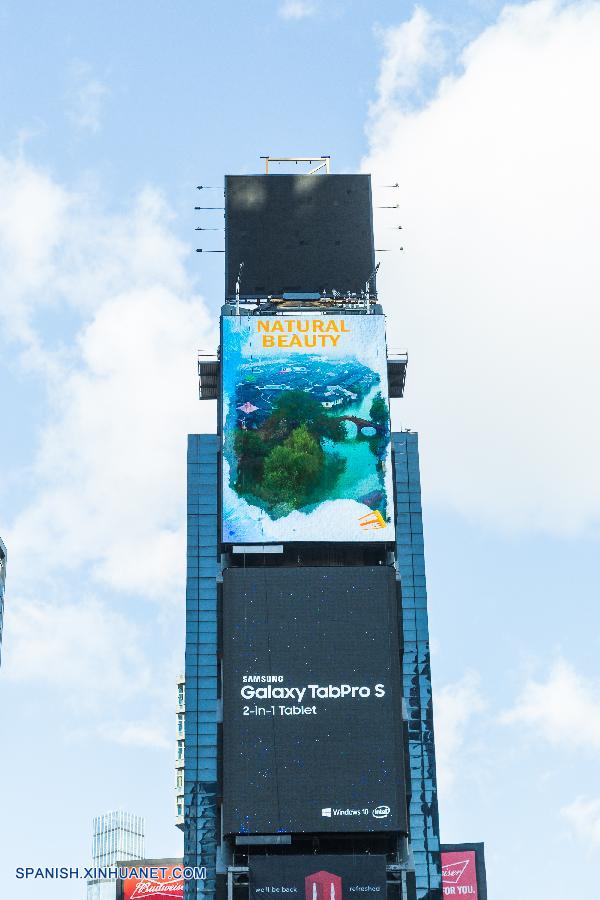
250;854;387;900
222;566;406;835
225;175;375;298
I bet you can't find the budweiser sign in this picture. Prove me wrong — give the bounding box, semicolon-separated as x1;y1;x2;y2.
440;851;478;897
128;882;183;898
124;871;183;900
441;860;469;885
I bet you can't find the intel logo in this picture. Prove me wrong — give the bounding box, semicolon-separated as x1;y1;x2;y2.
372;806;390;819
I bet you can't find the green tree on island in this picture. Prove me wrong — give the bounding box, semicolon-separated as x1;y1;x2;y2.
233;389;348;512
262;390;345;444
262;425;323;507
370;391;389;426
233;429;269;488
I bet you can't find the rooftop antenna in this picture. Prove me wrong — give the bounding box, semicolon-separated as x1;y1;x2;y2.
365;262;380;313
235;262;244;316
260;155;331;174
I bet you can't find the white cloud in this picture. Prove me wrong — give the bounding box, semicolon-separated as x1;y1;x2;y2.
371;8;448;121
11;282;214;598
363;0;600;535
3;596;152;706
0;156;217;601
501;659;600;749
0;156;71;347
278;0;317;21
97;719;170;749
434;671;486;794
67;62;109;133
562;796;600;849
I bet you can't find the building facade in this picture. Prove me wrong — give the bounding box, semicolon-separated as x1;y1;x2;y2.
0;537;6;667
184;435;219;898
393;434;441;898
87;810;145;900
183;166;441;900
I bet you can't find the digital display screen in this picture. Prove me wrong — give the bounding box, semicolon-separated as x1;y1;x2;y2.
225;174;375;299
222;566;406;834
250;854;387;900
221;314;394;545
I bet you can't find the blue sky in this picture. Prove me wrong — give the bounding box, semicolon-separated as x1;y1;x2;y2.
2;1;600;897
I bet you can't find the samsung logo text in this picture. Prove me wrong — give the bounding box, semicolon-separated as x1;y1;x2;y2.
241;684;385;702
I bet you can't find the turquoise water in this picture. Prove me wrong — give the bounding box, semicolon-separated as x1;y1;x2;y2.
322;384;386;501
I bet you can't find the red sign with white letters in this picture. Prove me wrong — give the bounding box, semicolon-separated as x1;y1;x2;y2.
441;851;478;898
123;866;184;900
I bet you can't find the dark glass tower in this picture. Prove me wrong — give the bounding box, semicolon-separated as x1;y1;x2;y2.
183;167;441;900
393;435;441;898
184;434;219;899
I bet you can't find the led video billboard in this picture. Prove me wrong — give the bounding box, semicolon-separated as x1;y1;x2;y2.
250;854;387;900
221;314;395;544
222;566;406;835
225;174;375;298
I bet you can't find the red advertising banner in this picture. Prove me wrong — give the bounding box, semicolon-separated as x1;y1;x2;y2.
305;870;343;900
123;866;184;900
441;850;478;898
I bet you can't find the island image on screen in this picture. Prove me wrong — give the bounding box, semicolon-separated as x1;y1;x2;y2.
221;314;395;543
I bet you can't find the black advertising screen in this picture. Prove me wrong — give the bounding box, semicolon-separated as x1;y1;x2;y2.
222;566;406;834
250;855;387;900
225;174;375;299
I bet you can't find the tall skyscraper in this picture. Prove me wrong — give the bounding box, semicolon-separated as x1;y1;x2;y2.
393;434;441;898
184;161;441;900
87;810;145;900
0;537;6;668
